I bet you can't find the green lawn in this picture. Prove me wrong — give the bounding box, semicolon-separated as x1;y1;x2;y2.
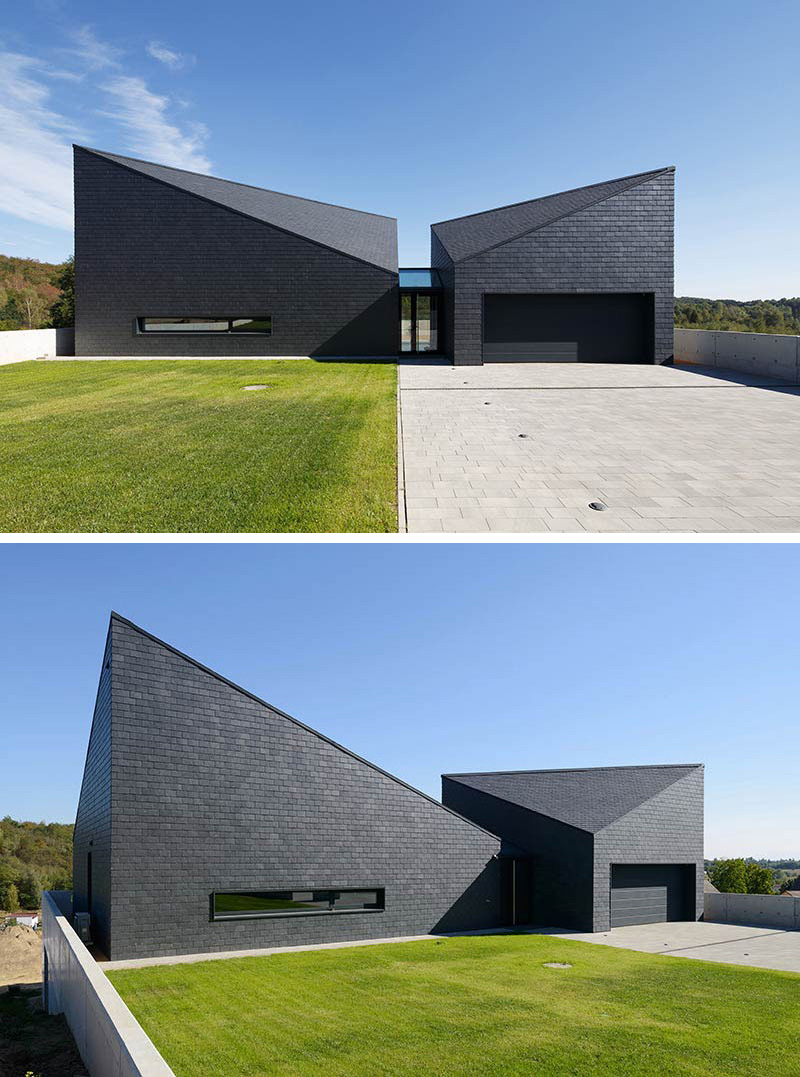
0;360;396;532
107;934;800;1077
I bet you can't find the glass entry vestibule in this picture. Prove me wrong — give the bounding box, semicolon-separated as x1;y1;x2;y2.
399;268;442;353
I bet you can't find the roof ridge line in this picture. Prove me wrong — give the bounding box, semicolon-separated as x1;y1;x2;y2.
108;612;497;842
431;166;674;228
444;763;701;778
75;145;397;221
450;167;674;264
442;775;593;836
595;766;701;834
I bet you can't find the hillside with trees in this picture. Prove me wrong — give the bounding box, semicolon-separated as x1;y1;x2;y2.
0;817;72;912
0;255;68;330
675;296;800;335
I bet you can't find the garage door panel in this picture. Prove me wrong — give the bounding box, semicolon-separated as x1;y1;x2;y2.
483;293;653;363
610;865;689;927
482;341;578;362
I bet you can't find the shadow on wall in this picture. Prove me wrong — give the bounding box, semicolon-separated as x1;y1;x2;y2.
431;860;503;934
311;289;399;358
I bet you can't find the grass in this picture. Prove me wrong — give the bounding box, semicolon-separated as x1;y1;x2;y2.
0;360;397;532
107;934;800;1076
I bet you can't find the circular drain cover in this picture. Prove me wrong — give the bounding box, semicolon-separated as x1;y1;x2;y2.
242;384;270;391
543;962;572;969
588;501;607;511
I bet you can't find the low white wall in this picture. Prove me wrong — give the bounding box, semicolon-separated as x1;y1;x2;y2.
0;327;74;363
42;891;174;1077
675;328;800;382
704;891;800;929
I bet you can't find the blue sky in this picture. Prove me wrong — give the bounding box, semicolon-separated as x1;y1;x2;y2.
2;0;799;298
1;542;797;858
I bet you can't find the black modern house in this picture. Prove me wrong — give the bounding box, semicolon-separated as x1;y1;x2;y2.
72;615;703;960
73;147;674;366
442;765;704;933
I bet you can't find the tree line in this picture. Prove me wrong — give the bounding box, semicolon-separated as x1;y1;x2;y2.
0;816;73;912
705;857;800;894
675;296;800;335
0;255;74;331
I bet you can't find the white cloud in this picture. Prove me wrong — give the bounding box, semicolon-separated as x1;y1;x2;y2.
146;41;193;71
0;52;78;231
0;29;211;236
66;25;121;70
99;76;210;172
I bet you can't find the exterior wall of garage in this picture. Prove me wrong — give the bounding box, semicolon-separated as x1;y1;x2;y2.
442;170;674;366
77;616;503;960
592;767;704;932
74;148;398;357
441;778;595;930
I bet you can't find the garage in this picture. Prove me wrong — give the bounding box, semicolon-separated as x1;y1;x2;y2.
610;865;690;927
482;293;654;363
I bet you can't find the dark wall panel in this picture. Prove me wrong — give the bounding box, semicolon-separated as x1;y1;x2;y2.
72;632;113;956
101;618;502;959
442;778;595;931
74;149;398;357
594;769;704;932
445;171;674;365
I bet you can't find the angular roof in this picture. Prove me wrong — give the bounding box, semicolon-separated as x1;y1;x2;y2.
443;763;701;834
77;146;398;273
432;167;674;264
106;613;496;838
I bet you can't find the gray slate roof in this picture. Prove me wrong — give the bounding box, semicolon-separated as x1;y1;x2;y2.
432;167;674;263
80;147;398;273
443;763;701;833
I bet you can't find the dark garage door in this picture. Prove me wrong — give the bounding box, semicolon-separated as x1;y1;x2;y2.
483;293;653;363
610;865;688;927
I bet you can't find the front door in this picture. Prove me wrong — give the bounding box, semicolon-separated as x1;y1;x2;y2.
502;858;532;925
400;293;439;353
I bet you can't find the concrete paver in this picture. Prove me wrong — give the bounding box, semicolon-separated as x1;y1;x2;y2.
539;920;800;974
398;362;800;534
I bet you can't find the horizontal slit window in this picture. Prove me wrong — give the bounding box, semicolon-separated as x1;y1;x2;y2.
137;317;272;335
212;888;384;920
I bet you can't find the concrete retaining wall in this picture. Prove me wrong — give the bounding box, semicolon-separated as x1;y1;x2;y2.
675;328;800;382
42;891;174;1077
704;891;800;929
0;327;74;363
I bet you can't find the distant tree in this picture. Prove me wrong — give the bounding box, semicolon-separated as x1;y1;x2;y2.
780;875;800;893
17;870;41;909
744;863;775;894
1;882;20;912
709;858;747;893
48;256;74;328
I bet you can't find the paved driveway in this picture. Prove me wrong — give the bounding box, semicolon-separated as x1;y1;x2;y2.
398;362;800;533
541;921;800;974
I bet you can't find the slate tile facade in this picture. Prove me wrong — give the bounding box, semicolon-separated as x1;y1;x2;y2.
593;767;704;931
444;762;703;933
72;634;113;956
432;170;675;366
73;148;399;357
73;615;503;960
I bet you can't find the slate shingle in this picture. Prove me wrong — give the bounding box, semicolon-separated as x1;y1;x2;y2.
443;764;702;834
76;146;398;273
432;167;674;264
